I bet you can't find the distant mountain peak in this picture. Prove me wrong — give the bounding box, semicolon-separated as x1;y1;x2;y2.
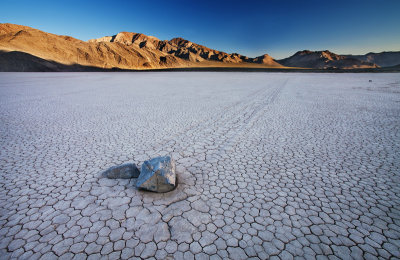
170;37;187;43
345;51;400;67
279;49;379;69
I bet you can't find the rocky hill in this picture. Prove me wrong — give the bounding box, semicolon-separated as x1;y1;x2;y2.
0;23;282;71
0;24;189;71
277;50;379;69
88;32;282;67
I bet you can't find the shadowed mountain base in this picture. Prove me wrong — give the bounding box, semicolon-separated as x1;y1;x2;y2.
0;51;129;72
1;51;399;73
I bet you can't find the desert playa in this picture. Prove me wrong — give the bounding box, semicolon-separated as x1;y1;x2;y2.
1;72;400;259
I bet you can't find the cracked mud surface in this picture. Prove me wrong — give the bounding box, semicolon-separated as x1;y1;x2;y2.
0;72;399;259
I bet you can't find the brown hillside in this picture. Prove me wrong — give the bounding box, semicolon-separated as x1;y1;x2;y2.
0;23;283;71
89;33;283;67
0;23;190;70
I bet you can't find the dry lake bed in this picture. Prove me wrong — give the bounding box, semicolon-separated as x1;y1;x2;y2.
0;72;399;259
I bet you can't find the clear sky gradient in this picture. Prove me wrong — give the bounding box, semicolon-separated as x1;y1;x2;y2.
1;0;399;59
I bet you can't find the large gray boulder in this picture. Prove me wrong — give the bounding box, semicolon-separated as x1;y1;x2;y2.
102;163;140;179
136;156;176;193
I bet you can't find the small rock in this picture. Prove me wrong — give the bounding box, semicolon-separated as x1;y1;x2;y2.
136;156;176;193
101;163;140;179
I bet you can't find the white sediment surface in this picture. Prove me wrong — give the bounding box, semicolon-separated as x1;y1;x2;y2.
0;72;399;259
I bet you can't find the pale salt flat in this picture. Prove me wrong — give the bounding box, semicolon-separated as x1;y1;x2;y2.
0;72;399;259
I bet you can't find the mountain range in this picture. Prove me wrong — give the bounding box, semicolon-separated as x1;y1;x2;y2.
0;23;399;71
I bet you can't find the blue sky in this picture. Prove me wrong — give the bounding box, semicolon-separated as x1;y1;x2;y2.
1;0;399;58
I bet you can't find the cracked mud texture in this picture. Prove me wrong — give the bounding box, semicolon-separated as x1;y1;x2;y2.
0;72;399;259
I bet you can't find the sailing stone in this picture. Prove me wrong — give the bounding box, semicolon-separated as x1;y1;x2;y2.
102;163;140;179
136;156;176;193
